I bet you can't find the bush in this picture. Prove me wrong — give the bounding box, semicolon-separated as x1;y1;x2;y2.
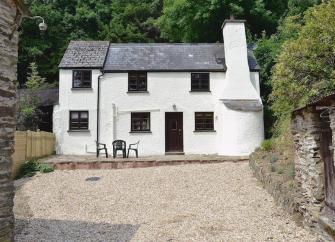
16;159;54;179
261;139;274;151
277;166;285;174
288;162;296;178
270;155;279;163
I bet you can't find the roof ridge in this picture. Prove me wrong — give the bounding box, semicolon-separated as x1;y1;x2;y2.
109;43;223;45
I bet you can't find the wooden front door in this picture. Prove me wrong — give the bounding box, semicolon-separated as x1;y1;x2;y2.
320;117;335;210
165;112;183;152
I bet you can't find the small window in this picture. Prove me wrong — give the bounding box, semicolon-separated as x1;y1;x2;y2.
73;70;92;88
195;112;214;131
131;112;150;132
191;73;210;91
128;72;147;92
69;111;89;130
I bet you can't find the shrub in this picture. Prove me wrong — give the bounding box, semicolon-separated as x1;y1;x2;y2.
16;159;54;179
271;163;276;172
277;166;285;174
261;139;274;151
288;162;296;178
270;155;279;163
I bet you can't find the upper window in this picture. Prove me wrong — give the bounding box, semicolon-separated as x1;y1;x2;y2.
195;112;214;131
191;73;210;91
128;72;147;92
131;112;150;132
73;70;92;88
69;111;89;130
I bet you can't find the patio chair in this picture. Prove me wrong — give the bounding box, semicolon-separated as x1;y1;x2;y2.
127;140;140;158
112;140;126;158
96;141;108;158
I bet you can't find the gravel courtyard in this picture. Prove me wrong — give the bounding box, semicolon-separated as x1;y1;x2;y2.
14;162;317;242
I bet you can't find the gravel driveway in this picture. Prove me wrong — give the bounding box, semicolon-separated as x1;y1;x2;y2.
14;162;317;241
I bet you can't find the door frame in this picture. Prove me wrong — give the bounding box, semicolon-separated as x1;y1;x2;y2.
320;116;335;211
165;112;184;153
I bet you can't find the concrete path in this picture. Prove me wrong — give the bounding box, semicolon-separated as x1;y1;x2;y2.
14;162;317;241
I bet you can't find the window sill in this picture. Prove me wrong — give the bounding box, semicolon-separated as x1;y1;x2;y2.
127;91;149;94
71;88;93;91
193;130;216;133
68;130;90;133
129;131;152;134
189;90;211;93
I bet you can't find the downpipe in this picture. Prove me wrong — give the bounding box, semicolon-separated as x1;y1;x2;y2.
96;70;105;157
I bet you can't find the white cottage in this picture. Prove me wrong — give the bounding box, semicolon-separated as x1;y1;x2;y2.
54;19;264;157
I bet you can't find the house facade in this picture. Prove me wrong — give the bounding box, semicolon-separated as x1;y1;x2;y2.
54;20;264;156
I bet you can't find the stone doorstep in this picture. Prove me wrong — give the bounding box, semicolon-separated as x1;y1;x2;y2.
50;159;248;170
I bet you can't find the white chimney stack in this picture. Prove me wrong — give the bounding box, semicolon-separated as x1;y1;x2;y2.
221;19;262;111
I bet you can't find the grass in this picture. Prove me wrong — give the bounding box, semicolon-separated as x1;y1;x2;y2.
261;139;274;151
16;159;54;179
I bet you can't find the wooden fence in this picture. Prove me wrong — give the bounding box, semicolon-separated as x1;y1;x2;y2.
12;131;55;177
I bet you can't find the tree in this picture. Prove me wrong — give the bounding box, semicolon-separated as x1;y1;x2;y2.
156;0;289;43
270;0;335;127
18;0;163;86
17;63;47;131
254;0;320;136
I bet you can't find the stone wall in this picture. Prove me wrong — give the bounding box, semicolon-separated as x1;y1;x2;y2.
291;110;325;231
0;0;20;241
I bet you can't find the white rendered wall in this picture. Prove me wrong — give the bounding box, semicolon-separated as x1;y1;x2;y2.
218;106;264;156
54;70;228;155
54;70;264;156
54;69;101;155
99;72;224;156
216;21;264;156
221;22;261;101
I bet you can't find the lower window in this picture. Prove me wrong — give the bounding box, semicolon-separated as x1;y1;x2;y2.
195;112;214;131
131;112;150;132
69;111;89;130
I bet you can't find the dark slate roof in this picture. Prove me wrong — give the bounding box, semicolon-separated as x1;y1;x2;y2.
59;41;110;69
104;43;260;72
17;88;59;106
59;42;260;71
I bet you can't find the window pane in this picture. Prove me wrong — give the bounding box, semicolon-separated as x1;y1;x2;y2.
128;72;147;91
191;73;210;91
131;112;150;131
70;111;89;130
81;112;88;119
73;70;91;88
71;112;79;119
195;112;213;130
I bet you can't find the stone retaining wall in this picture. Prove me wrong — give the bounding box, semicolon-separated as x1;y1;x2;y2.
249;157;300;215
249;155;328;239
291;110;326;232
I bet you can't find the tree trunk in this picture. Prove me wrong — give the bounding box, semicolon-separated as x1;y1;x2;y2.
0;1;20;241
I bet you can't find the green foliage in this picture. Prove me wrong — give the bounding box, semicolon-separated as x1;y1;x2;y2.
255;0;319;137
26;62;47;90
157;0;288;42
18;0;163;86
288;162;295;178
271;0;335;127
277;166;284;174
270;155;279;163
261;139;274;151
16;159;54;179
17;62;46;131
